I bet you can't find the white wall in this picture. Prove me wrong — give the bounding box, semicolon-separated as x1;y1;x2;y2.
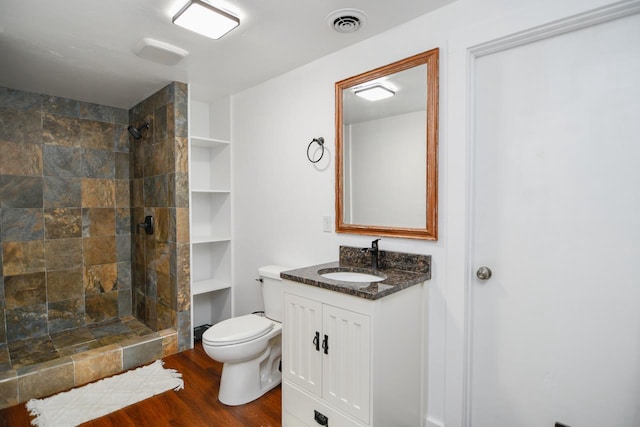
230;0;630;425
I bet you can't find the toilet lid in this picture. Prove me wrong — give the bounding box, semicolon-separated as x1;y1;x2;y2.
202;314;274;346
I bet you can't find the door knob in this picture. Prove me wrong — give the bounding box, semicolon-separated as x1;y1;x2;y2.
476;266;492;280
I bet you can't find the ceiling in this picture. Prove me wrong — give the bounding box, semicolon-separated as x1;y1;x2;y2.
344;64;428;124
0;0;453;109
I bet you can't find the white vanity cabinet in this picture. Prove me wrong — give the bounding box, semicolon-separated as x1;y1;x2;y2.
282;279;425;427
284;293;371;424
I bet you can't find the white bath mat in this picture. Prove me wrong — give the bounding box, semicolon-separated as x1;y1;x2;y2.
26;360;184;427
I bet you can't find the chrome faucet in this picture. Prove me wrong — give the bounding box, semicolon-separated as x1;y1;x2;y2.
361;239;381;269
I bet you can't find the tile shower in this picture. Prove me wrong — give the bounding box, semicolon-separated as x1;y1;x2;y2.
0;82;190;408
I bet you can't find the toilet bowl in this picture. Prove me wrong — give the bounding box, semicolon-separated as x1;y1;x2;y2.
203;314;282;405
201;265;289;406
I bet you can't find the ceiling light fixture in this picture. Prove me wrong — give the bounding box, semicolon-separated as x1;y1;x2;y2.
173;0;240;40
354;85;395;101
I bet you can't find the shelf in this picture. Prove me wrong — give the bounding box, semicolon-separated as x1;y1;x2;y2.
193;278;231;295
190;97;233;334
191;135;230;148
191;189;231;194
191;144;230;190
191;235;231;244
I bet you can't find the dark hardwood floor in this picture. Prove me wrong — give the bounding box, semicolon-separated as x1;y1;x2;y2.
0;343;282;427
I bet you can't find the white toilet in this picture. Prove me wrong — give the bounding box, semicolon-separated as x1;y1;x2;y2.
202;265;288;406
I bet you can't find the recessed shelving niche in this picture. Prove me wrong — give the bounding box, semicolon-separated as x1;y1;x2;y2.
189;97;233;337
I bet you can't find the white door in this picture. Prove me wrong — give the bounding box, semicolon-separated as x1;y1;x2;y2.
322;304;371;424
470;12;640;427
283;293;323;396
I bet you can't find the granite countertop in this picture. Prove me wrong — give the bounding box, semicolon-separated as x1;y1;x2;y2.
280;246;431;300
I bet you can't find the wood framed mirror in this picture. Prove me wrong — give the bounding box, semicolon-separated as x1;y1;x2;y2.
335;48;439;240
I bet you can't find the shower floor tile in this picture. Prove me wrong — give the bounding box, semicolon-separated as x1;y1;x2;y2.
123;316;155;336
2;317;158;371
88;319;136;345
8;336;59;369
0;345;11;372
56;340;103;357
50;327;95;350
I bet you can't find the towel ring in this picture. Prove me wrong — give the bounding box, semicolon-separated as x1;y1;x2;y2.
307;137;325;163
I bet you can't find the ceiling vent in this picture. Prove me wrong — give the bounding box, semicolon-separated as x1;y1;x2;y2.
327;9;367;34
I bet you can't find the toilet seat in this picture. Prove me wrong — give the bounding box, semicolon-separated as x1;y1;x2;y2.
203;314;274;346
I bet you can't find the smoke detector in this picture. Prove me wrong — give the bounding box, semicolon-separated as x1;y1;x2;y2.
326;9;367;34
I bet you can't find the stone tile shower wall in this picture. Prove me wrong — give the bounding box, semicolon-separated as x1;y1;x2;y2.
129;82;191;352
0;87;133;344
0;83;190;354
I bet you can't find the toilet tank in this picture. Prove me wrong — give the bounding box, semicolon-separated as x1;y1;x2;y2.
258;265;289;322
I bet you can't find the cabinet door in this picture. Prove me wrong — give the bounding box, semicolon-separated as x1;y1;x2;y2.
322;304;371;424
283;293;323;397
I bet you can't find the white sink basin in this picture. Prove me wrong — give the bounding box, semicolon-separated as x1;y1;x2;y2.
320;271;385;283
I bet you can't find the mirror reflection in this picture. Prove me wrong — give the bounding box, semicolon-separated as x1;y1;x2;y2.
335;48;439;240
343;64;427;228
